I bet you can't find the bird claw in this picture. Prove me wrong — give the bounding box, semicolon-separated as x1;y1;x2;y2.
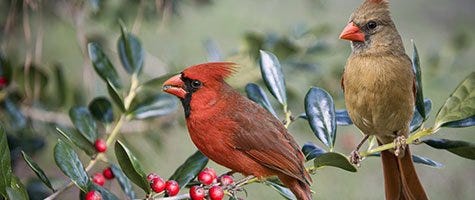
349;150;362;167
393;135;407;157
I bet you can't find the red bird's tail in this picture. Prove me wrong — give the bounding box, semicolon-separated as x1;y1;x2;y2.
279;175;312;200
381;147;428;200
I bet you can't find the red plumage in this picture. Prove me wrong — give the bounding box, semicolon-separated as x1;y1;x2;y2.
163;62;312;200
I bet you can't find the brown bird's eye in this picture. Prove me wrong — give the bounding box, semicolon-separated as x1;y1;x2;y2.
191;80;202;89
366;21;377;30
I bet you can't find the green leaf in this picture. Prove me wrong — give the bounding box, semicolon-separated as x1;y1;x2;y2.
21;151;54;191
314;152;356;172
169;151;209;188
0;125;12;198
89;97;114;123
264;180;296;200
55;127;96;156
118;24;144;74
441;116;475;128
54;139;90;192
301;142;326;161
411;154;443;168
107;80;125;112
259;50;287;105
111;164;136;199
88;42;122;89
335;110;352;126
435;72;475;128
1;96;27;129
114;141;150;193
245;83;277;117
128;93;178;120
90;184;120;200
410;98;432;133
6;176;29;200
69;106;98;143
304;87;337;149
423;138;475;160
412;41;426;119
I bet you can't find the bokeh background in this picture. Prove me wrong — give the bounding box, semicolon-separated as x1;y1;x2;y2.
1;0;474;199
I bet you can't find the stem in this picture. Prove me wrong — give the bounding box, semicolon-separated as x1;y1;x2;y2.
283;104;292;128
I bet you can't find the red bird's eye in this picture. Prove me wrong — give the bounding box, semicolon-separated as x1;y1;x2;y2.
191;80;202;89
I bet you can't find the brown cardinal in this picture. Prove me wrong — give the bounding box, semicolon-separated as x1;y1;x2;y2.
339;0;428;199
162;62;312;200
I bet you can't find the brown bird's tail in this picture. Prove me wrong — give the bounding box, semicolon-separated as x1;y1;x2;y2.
381;147;428;200
279;175;312;200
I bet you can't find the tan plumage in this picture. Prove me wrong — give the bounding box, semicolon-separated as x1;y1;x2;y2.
340;0;428;199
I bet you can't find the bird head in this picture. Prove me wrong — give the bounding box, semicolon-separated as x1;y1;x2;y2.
339;0;404;54
162;62;237;117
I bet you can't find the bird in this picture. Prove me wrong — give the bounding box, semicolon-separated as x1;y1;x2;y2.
162;62;312;200
339;0;428;199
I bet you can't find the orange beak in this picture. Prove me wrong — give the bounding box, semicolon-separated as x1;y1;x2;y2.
339;22;365;42
162;74;187;99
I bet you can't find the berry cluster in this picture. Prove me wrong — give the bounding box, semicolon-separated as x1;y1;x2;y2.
85;167;115;200
147;173;180;196
189;167;233;200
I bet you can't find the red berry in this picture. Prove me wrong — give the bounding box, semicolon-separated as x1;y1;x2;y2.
85;190;102;200
203;167;217;179
165;180;180;196
92;173;105;186
150;177;166;193
209;185;224;200
218;175;234;186
198;171;215;185
0;77;7;87
94;139;107;152
147;173;160;182
102;167;114;179
189;185;205;200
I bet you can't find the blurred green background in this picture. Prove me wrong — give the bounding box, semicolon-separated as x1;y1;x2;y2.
0;0;474;199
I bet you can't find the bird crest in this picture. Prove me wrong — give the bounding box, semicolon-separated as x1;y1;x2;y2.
182;62;237;81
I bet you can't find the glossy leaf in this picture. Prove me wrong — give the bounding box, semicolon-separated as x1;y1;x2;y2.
169;151;209;188
335;109;352;126
0;125;12;198
245;83;277;117
89;97;114;123
107;80;125;112
410;98;432;132
301;142;326;161
111;164;136;199
118;25;144;74
264;180;296;200
412;41;426;119
88;42;122;89
54;140;90;192
1;96;26;129
114;141;150;193
423;138;475;160
90;184;120;200
314;152;356;172
21;151;54;191
368;153;443;168
55;128;96;156
442;116;475;128
259;50;287;105
304;87;336;149
435;72;475;128
128;93;178;119
69;106;98;143
6;176;28;200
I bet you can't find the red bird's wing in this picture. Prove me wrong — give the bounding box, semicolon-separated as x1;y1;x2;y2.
230;103;311;185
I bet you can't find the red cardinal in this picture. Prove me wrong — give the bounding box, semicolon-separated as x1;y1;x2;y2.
163;62;312;200
340;0;428;199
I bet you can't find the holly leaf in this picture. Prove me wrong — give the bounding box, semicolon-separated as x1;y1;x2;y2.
111;164;136;199
0;125;12;198
89;97;114;123
127;93;178;120
169;151;208;188
21;151;54;191
69;106;98;144
55;127;96;156
368;153;443;168
90;184;120;200
54;139;90;192
435;72;475;128
259;50;287;105
245;83;277;117
264;180;296;200
88;42;122;89
412;41;426;119
441;116;475;128
301;142;326;161
423;138;475;160
114;141;150;193
410;98;432;132
6;176;29;200
118;24;144;74
314;152;356;172
107;80;125;112
304;87;336;149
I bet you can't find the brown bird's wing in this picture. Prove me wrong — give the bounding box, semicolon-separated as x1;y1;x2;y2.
229;100;311;185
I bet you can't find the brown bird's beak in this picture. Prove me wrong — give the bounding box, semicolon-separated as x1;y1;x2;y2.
162;74;187;99
339;22;365;42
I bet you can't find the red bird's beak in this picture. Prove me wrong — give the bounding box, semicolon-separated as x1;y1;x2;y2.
162;74;187;99
339;22;365;42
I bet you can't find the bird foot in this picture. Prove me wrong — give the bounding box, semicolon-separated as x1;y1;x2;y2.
349;150;362;167
393;135;407;157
